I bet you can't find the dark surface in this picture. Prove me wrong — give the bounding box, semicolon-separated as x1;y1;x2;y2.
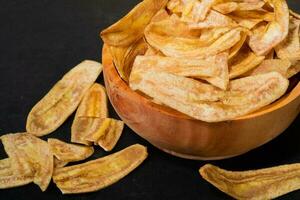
0;0;299;199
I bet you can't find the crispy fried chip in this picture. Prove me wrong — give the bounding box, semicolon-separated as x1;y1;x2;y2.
26;60;102;137
230;14;263;29
229;46;265;79
132;55;219;78
287;61;300;78
71;83;108;145
248;0;289;55
84;118;124;152
100;0;168;47
188;10;237;29
130;71;288;122
249;59;292;77
54;158;68;169
181;0;215;23
200;163;300;200
53;144;147;194
48;139;94;162
1;133;53;191
229;32;248;59
109;39;147;82
275;17;300;62
145;25;242;58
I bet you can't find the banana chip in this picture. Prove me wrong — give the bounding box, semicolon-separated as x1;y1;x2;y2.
189;10;237;29
249;59;292;77
132;55;222;79
53;144;147;194
100;0;168;47
48;139;94;162
1;133;53;191
0;174;34;189
145;26;242;58
229;46;265;79
84;118;124;152
275;17;300;62
230;15;263;29
26;60;102;136
109;39;147;82
71;83;108;145
248;0;289;55
130;71;288;122
229;32;248;59
181;0;215;23
200;163;300;200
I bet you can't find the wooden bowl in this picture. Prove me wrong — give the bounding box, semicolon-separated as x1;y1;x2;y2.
102;45;300;160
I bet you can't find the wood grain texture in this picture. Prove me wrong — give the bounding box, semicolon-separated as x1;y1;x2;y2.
102;44;300;160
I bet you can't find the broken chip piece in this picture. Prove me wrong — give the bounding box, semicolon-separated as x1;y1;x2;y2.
53;144;147;194
71;83;108;145
84;118;124;152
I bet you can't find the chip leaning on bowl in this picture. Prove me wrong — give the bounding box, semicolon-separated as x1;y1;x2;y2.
100;0;300;160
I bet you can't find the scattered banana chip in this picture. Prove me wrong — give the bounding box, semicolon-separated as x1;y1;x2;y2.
130;71;288;122
181;0;215;23
109;38;148;82
229;46;265;79
26;60;102;137
1;133;53;191
53;144;147;194
249;59;292;77
100;0;168;47
84;118;124;152
248;0;289;55
71;83;108;145
48;139;94;162
200;163;300;200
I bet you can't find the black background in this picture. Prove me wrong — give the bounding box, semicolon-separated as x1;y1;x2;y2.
0;1;299;199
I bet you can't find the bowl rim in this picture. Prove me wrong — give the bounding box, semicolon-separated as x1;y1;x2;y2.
102;44;300;122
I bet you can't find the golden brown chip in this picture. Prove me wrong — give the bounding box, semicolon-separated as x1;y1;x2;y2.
237;1;265;11
287;61;300;78
109;38;148;82
26;60;102;137
84;118;124;152
181;0;215;23
200;163;300;200
54;158;68;169
145;26;243;58
48;139;94;162
230;15;263;29
229;46;265;79
248;0;289;55
100;0;168;47
275;17;300;62
188;10;237;29
53;144;147;194
199;27;232;45
71;83;108;145
1;133;53;191
132;55;220;79
249;59;292;77
231;10;274;22
130;71;288;122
